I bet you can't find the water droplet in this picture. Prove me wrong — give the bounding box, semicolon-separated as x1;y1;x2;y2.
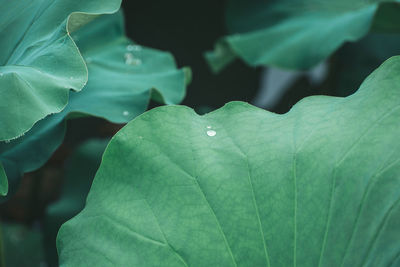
206;126;212;129
124;53;133;63
207;130;216;137
127;44;142;51
124;53;141;65
123;111;129;116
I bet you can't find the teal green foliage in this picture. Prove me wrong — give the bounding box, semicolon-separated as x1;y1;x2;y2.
1;1;400;266
0;0;121;141
0;10;188;200
58;57;400;266
206;0;400;72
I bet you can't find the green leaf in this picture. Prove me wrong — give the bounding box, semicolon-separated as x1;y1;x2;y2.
0;163;7;197
58;56;400;266
71;11;188;119
0;0;122;141
43;139;108;266
206;0;400;72
0;11;188;200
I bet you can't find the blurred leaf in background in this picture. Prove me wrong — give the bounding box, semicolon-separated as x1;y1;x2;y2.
122;0;261;111
1;223;44;267
0;11;188;201
253;32;400;113
331;33;400;96
43;139;108;267
206;0;400;72
0;0;121;141
0;164;7;197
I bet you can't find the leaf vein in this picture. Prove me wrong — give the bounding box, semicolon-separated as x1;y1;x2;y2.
317;104;400;266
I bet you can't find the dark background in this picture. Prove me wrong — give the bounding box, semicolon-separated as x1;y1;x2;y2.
122;0;261;110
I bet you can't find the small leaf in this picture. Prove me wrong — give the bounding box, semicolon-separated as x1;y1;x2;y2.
206;0;400;72
58;57;400;266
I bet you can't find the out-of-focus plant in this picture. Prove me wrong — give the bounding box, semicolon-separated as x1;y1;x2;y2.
0;2;189;200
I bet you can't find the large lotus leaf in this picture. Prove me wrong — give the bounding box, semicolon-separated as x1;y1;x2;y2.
0;0;122;141
205;0;400;72
0;11;188;200
58;56;400;266
44;139;108;266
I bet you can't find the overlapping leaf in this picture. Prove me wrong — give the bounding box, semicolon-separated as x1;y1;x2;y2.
0;11;189;199
0;0;122;141
59;56;400;266
206;0;400;72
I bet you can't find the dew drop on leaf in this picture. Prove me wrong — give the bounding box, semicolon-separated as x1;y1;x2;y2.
124;53;142;65
123;111;129;116
127;44;142;51
124;53;133;64
206;130;216;137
